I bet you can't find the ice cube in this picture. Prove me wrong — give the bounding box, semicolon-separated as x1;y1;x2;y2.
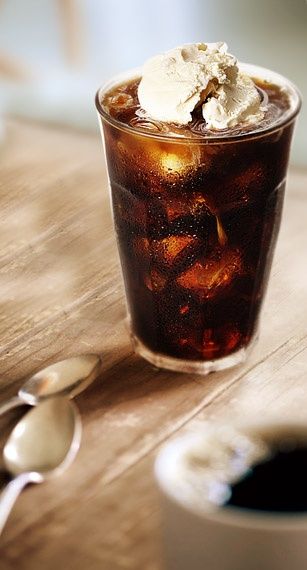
112;183;147;230
223;326;242;352
235;162;266;192
201;328;221;358
133;237;151;258
113;135;165;195
134;235;201;277
163;192;213;223
146;200;169;237
163;194;188;223
138;140;202;181
144;269;166;292
219;201;259;248
129;115;165;133
160;152;191;175
113;134;204;196
216;162;267;212
202;325;241;358
107;92;134;109
162;318;200;354
151;235;196;267
216;216;228;246
177;248;243;299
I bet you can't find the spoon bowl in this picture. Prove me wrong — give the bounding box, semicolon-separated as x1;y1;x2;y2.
0;354;101;416
0;397;82;535
20;354;101;405
4;397;81;478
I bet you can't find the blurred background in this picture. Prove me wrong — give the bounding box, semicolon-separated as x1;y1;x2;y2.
0;0;306;164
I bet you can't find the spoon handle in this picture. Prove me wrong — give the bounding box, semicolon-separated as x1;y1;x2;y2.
0;396;25;417
0;472;35;535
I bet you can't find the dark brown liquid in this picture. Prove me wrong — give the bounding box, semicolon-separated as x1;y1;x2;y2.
225;445;307;512
99;77;294;362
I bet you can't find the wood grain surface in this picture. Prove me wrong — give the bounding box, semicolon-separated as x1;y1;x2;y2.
0;119;306;569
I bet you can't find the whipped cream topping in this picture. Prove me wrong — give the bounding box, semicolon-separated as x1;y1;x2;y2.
138;42;265;129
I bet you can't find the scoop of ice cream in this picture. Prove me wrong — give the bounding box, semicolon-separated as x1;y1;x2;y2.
202;72;265;129
138;42;265;129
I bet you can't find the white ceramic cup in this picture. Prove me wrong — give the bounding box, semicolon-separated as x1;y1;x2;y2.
155;421;307;570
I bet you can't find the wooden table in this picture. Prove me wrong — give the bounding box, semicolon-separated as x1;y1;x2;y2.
0;119;306;569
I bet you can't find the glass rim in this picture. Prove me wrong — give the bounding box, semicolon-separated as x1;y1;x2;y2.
95;62;302;145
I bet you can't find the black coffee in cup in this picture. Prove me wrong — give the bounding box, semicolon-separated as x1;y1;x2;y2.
225;442;307;512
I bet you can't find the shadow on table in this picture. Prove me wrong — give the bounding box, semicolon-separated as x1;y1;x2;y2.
75;346;205;416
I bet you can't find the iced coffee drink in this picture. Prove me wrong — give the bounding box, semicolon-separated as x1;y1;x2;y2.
96;43;301;374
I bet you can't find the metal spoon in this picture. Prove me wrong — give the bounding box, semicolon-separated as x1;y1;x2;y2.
0;396;82;535
0;354;101;416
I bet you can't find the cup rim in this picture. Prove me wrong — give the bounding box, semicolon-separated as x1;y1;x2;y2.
95;62;302;145
155;419;307;530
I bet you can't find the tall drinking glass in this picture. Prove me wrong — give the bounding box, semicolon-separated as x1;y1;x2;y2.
96;64;301;374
